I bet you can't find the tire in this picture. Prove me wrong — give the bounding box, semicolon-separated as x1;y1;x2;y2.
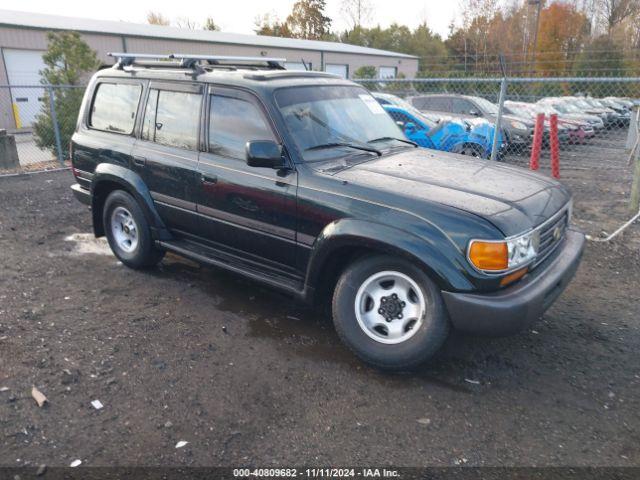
332;255;449;371
103;190;165;269
460;144;484;158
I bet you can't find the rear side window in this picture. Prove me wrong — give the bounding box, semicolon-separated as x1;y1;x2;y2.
90;83;141;134
452;98;475;115
142;89;201;150
415;96;450;112
209;95;276;160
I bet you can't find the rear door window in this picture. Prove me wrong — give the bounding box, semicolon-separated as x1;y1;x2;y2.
142;89;201;150
452;98;476;115
415;96;451;112
90;83;142;134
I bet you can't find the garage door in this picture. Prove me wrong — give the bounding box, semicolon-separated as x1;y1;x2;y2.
325;64;348;79
379;66;397;79
3;49;46;128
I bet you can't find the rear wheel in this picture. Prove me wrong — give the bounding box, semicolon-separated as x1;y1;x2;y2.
332;255;449;370
103;190;164;269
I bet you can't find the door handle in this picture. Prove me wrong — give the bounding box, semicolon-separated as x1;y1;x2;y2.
133;155;147;167
201;173;218;185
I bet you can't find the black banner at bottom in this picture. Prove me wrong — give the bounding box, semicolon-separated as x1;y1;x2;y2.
1;467;639;480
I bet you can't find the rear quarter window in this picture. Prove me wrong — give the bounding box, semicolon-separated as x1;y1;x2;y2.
89;83;142;134
415;96;450;112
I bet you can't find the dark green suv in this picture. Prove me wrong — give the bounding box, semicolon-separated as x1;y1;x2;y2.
70;54;585;370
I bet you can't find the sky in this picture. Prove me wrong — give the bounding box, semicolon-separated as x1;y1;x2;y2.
2;0;461;39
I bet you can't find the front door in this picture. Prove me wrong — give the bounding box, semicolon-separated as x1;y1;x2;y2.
196;87;298;269
131;82;204;236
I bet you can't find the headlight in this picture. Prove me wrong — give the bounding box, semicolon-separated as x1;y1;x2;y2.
468;230;540;272
509;120;528;130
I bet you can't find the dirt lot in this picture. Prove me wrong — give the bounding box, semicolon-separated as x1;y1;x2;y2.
1;167;639;469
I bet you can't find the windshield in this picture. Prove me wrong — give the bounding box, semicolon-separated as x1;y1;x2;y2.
506;104;533;118
556;102;581;114
573;99;594;109
276;86;405;162
471;96;499;115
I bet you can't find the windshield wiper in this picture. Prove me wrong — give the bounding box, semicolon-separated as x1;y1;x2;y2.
368;136;418;147
305;142;382;156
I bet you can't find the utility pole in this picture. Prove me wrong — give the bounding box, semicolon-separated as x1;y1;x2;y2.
528;0;543;74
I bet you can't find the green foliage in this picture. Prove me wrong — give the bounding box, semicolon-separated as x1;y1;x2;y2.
573;36;625;76
254;13;294;37
353;65;377;79
286;0;332;40
255;0;332;40
34;31;100;159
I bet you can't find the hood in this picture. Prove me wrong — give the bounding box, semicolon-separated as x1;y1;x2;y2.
487;114;534;128
325;149;570;236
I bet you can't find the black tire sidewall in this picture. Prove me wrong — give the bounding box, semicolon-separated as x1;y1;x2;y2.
332;255;449;370
103;190;159;268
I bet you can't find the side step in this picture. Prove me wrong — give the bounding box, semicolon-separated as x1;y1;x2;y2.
157;239;305;297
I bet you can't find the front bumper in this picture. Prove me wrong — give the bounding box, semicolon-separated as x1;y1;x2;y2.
442;228;585;336
71;183;91;205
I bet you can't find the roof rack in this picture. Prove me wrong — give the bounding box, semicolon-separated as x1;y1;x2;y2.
108;53;287;72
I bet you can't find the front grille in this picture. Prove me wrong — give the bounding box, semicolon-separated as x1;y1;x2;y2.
534;208;569;267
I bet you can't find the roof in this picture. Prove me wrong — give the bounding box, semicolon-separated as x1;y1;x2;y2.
0;9;417;59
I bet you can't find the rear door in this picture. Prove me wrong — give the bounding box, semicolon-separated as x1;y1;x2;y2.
196;86;298;268
131;82;204;236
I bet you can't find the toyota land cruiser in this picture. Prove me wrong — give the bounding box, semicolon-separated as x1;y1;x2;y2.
70;53;585;370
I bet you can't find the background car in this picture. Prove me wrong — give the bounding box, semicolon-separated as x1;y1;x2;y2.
408;93;534;154
504;100;585;144
373;92;504;158
536;98;605;131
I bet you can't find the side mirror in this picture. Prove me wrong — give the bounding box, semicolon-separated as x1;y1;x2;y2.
469;110;481;117
404;122;417;134
246;140;284;169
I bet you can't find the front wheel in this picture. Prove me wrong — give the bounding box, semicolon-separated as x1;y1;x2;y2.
460;144;484;158
332;255;449;370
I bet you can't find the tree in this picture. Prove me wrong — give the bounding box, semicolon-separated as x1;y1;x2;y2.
353;65;377;78
340;0;373;29
574;35;625;75
254;13;294;37
203;17;221;31
147;11;170;26
597;0;640;36
286;0;332;40
33;32;101;159
534;2;590;76
175;17;198;29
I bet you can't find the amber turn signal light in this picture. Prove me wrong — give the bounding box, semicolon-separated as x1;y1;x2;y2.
468;241;508;271
499;267;528;287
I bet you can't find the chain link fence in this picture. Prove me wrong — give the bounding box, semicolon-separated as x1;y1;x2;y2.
356;76;640;237
356;77;638;170
0;84;85;170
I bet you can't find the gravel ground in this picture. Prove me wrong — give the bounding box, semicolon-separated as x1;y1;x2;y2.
0;168;639;469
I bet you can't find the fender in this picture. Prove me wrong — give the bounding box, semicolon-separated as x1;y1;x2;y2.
304;218;476;293
90;163;170;240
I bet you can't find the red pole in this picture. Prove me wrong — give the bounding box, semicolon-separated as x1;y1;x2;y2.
530;113;545;171
549;113;560;179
